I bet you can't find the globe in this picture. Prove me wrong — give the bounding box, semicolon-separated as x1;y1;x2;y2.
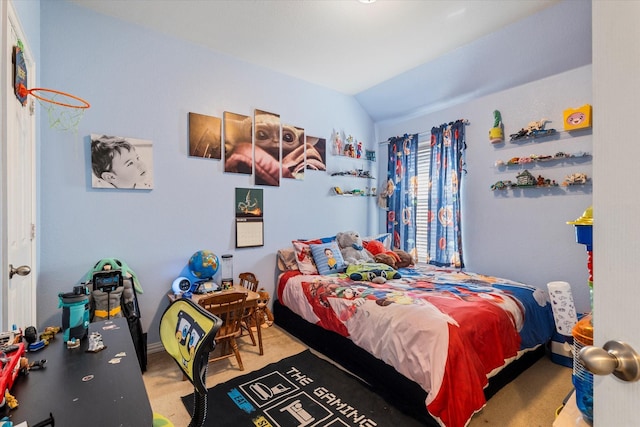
188;250;219;280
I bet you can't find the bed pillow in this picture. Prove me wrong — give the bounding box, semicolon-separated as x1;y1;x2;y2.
346;262;401;281
309;241;347;275
363;233;392;250
292;235;336;274
277;248;299;272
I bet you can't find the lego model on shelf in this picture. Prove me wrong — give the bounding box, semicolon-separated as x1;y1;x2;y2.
332;186;376;197
494;151;591;168
491;170;590;191
330;169;374;179
509;118;556;142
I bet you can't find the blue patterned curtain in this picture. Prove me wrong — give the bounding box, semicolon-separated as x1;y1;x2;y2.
427;120;466;267
386;134;418;257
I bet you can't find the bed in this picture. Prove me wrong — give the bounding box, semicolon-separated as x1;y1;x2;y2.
273;236;555;427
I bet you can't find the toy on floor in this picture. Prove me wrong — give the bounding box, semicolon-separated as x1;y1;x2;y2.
251;288;274;330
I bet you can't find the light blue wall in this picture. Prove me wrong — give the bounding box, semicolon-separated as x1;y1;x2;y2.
376;65;593;314
17;0;593;345
37;1;378;343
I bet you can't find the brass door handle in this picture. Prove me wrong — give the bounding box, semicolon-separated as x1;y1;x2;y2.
9;264;31;279
578;341;640;382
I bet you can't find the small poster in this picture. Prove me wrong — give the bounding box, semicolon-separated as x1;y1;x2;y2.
235;188;264;248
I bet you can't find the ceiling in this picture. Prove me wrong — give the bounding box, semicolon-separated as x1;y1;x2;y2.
69;0;559;96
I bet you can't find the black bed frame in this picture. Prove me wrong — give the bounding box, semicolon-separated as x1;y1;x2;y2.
274;299;546;426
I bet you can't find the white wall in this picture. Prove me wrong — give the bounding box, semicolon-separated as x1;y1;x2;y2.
37;1;378;343
376;66;593;313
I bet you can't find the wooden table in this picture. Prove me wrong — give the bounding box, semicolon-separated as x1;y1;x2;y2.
9;317;153;426
168;285;264;355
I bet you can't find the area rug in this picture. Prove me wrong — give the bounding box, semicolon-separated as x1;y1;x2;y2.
182;349;425;426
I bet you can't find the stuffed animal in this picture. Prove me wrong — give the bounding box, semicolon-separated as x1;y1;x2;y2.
363;239;401;268
336;231;374;265
252;288;274;329
393;249;414;268
373;253;397;269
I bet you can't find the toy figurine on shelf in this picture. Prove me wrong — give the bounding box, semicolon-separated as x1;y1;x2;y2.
332;129;343;155
516;170;536;186
562;172;588;186
489;110;504;144
356;141;363;158
490;180;513;190
510;118;556;141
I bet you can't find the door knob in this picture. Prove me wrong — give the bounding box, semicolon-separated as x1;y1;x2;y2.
9;264;31;279
578;340;640;382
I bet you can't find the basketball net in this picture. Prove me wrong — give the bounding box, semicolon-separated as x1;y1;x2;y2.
38;95;87;134
15;84;90;135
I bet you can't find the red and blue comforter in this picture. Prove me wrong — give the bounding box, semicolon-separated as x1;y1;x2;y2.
277;265;554;427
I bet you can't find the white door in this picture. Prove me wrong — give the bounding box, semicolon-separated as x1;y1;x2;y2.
1;1;37;331
592;1;640;425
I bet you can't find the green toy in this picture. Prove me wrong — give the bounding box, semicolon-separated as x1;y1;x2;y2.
84;258;143;294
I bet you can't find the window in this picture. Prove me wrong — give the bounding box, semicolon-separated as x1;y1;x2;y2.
415;134;431;264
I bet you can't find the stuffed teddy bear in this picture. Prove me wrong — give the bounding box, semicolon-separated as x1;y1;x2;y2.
336;231;374;265
252;288;274;330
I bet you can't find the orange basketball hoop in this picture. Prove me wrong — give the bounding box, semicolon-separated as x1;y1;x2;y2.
16;84;90;109
15;83;90;133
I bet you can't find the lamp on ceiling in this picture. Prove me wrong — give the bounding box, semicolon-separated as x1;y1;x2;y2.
358;0;376;3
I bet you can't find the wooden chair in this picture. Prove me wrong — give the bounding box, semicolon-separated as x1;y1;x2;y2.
237;272;259;346
159;298;222;427
197;291;248;370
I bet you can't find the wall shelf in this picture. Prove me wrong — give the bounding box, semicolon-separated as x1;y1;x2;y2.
492;127;592;150
494;153;591;170
332;186;376;197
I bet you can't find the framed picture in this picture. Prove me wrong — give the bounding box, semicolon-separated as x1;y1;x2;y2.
188;112;221;159
254;109;281;187
235;218;264;248
305;136;327;171
282;125;305;180
90;134;154;190
235;188;264;248
224;111;252;174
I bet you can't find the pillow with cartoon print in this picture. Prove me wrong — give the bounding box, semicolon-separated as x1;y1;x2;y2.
309;241;347;275
292;235;336;274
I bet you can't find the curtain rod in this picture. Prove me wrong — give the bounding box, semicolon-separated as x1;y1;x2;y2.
377;119;470;145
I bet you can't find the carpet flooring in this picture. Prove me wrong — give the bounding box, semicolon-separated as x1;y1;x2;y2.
181;349;425;426
144;325;573;426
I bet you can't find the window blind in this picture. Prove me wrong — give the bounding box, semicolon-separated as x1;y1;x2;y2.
415;134;431;264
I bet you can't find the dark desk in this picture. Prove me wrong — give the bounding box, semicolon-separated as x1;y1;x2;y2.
9;317;153;426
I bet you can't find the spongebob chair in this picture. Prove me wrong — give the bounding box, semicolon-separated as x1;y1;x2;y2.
159;298;222;427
